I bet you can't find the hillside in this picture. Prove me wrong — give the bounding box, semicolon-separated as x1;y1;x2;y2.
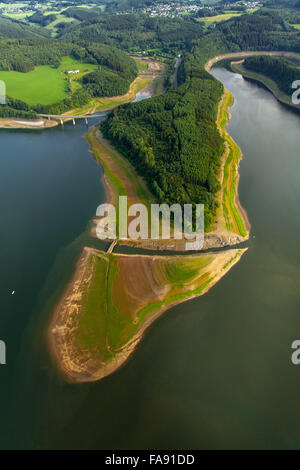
99;8;300;233
0;39;138;117
0;16;50;39
213;8;300;52
243;54;300;96
59;14;204;54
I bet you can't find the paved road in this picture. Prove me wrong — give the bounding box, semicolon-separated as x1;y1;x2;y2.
38;113;106;119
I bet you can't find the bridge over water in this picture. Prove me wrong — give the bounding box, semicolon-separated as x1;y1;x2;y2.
38;113;107;126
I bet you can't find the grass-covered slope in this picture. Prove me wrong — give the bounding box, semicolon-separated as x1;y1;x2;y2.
0;39;138;116
215;91;248;237
0;57;98;106
50;247;247;383
0;16;50;39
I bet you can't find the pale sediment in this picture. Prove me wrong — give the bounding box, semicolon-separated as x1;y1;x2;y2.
0;118;57;129
49;247;248;383
87;87;250;251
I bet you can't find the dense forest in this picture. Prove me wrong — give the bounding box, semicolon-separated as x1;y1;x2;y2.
99;6;300;228
28;12;57;27
101;48;224;228
213;9;300;52
63;7;104;22
57;8;300;55
0;16;50;39
0;39;72;72
243;55;300;95
0;39;137;77
82;68;131;98
0;96;38;119
59;14;204;54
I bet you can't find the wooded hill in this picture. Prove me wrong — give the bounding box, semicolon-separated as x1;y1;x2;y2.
0;16;50;39
59;14;204;54
101;48;224;229
99;8;300;229
213;9;300;52
243;55;300;96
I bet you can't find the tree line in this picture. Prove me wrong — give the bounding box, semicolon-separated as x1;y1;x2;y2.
99;6;300;229
59;14;204;55
243;55;300;96
101;49;224;229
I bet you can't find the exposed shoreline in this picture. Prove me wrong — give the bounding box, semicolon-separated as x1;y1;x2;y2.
231;60;300;112
206;50;300;113
49;53;252;383
0;76;148;130
205;50;300;73
0;117;58;129
86;86;250;251
49;247;248;383
206;88;250;246
0;58;162;130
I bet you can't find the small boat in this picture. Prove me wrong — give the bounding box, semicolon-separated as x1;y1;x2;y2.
11;291;15;295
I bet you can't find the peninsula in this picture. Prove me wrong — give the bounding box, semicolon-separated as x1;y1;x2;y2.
48;11;299;383
49;49;251;383
50;247;247;383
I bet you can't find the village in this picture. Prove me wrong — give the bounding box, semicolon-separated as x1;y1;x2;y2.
0;1;262;22
140;1;261;18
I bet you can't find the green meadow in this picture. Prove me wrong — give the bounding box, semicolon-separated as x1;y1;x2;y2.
0;57;97;106
57;56;97;75
197;8;258;27
45;15;79;35
198;12;243;25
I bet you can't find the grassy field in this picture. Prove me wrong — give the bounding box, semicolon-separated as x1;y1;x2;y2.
0;56;97;106
198;8;258;26
0;2;104;35
58;56;97;74
76;254;111;360
51;247;247;382
86;126;154;230
2;11;34;20
45;15;79;35
292;24;300;30
0;2;34;20
0;65;68;105
198;12;243;25
86;131;127;203
135;60;148;73
216;90;247;237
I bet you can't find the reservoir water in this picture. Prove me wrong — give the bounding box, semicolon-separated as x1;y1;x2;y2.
1;67;300;449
